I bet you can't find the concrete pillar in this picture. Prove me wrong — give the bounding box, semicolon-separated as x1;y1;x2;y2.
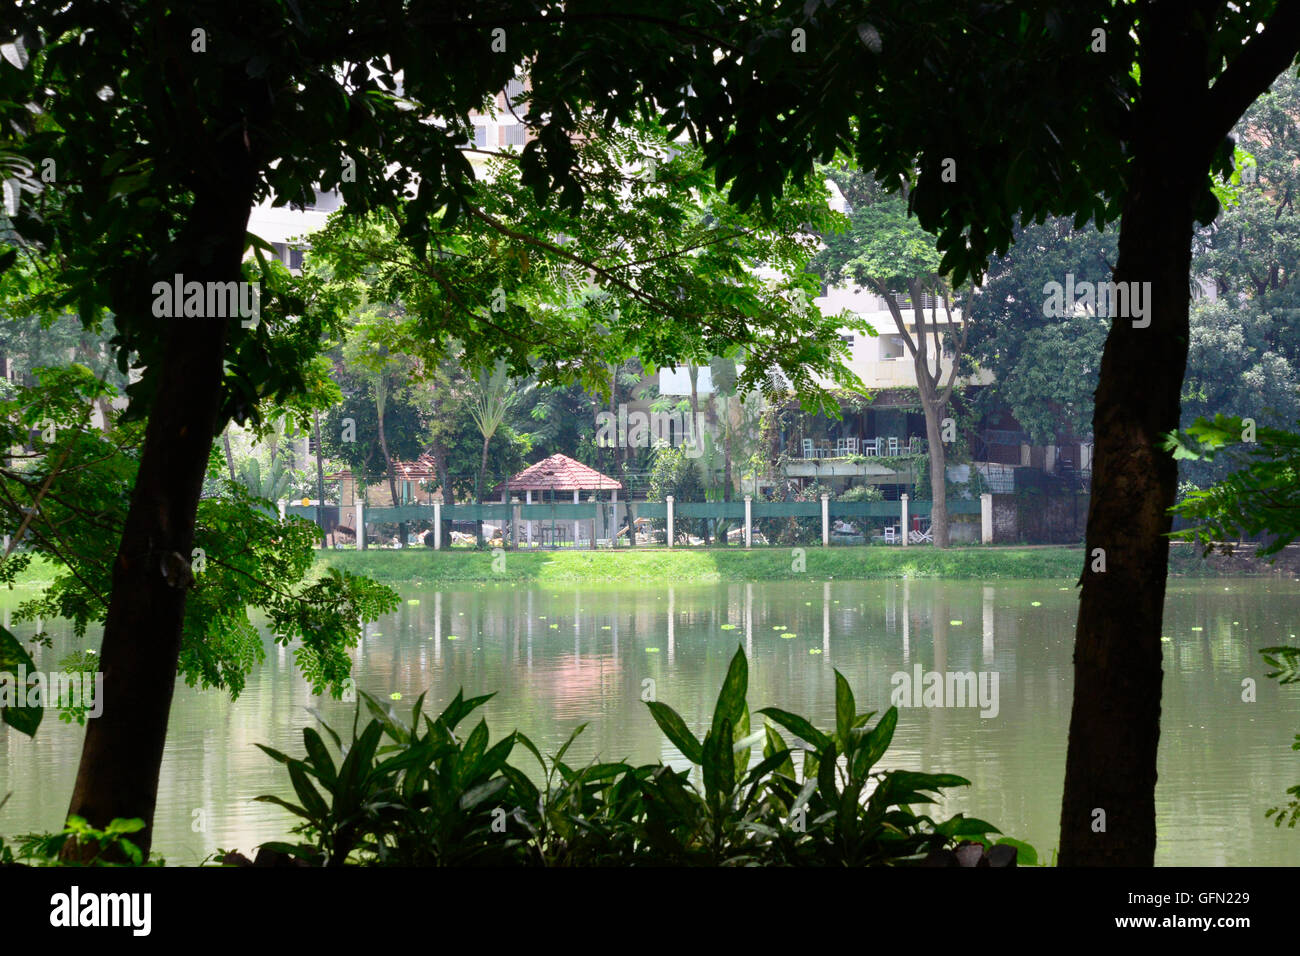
590;494;597;551
573;488;580;549
611;490;619;548
821;493;830;547
980;492;993;544
512;499;521;550
900;493;909;548
525;490;533;548
666;495;674;549
433;501;442;550
744;495;752;549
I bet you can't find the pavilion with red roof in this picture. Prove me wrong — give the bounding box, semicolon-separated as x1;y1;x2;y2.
495;454;623;548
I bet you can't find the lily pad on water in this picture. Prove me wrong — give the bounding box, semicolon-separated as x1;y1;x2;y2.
390;692;402;700
781;633;797;640
601;625;611;630
720;624;737;630
809;648;822;655
1030;602;1042;607
447;635;459;640
949;620;963;626
646;647;660;653
407;600;420;605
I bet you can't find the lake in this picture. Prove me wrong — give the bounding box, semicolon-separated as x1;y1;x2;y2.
1;577;1296;865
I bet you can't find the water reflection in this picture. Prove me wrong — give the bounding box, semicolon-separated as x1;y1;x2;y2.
0;578;1296;865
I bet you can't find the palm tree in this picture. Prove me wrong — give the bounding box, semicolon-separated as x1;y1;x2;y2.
466;361;531;546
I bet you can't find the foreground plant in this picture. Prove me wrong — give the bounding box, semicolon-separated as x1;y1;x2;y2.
0;813;161;867
254;647;1026;866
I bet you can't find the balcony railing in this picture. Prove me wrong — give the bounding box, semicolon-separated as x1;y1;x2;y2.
794;437;925;459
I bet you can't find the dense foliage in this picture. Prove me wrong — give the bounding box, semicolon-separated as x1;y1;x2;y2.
251;648;1023;866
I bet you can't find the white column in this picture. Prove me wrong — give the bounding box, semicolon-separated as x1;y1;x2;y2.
821;493;830;547
981;492;993;544
277;499;286;521
666;495;674;549
433;501;442;549
744;495;752;549
573;488;580;549
526;490;533;548
357;497;365;550
900;493;909;548
611;489;618;548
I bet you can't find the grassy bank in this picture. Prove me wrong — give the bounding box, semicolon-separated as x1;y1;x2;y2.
6;544;1278;592
310;545;1087;585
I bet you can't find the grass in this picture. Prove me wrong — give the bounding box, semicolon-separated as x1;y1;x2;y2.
309;544;1088;585
6;543;1272;593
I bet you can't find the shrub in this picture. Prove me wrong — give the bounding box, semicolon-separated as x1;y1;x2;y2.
252;648;1028;866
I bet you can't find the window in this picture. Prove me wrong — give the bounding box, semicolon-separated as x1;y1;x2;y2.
840;335;855;348
503;123;526;146
288;246;305;271
473;125;491;149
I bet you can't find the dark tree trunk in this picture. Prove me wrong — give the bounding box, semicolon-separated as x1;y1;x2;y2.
475;435;490;547
314;409;327;547
63;172;255;860
376;401;403;546
1058;16;1202;867
923;398;948;547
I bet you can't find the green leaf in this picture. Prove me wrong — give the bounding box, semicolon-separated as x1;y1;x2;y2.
0;625;42;738
702;718;735;803
833;669;855;750
301;727;338;787
852;706;898;779
757;707;831;750
711;645;748;739
288;762;329;822
995;837;1038;866
647;701;704;764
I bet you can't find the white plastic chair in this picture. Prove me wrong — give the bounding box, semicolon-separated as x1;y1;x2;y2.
802;439;814;459
887;437;899;456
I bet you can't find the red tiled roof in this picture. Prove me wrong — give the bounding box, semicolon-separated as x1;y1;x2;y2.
501;454;623;492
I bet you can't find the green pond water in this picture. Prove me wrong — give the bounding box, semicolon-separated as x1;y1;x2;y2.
1;577;1296;865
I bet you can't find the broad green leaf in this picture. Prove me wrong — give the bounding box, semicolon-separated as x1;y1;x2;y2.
833;669;855;749
711;645;748;739
0;626;41;738
757;707;831;750
647;701;704;764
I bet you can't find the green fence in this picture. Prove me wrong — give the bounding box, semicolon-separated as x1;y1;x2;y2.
317;494;989;548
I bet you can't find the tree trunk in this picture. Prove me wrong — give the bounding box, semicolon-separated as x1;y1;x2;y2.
1058;20;1202;866
432;440;453;545
376;398;402;546
313;409;327;548
923;397;949;547
63;169;255;861
221;429;237;484
476;435;490;547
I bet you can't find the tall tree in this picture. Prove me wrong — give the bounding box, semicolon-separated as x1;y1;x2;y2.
661;1;1300;864
465;361;529;545
814;165;967;546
